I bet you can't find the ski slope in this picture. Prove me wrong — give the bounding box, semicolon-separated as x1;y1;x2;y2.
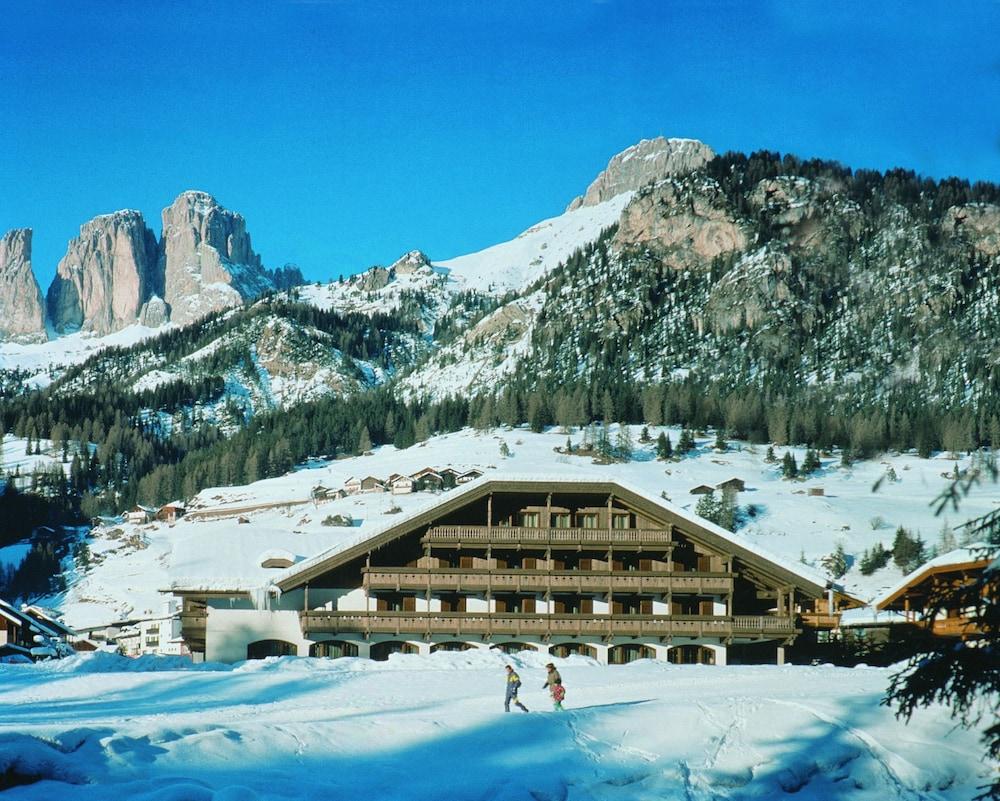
0;650;988;800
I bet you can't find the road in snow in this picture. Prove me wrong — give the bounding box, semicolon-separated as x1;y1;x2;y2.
0;650;988;801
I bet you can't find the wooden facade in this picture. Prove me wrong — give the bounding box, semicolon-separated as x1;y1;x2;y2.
174;479;859;664
876;550;992;640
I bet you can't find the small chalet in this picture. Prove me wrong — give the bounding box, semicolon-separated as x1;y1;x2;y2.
875;545;994;639
717;478;746;493
456;469;484;484
689;485;715;495
359;476;386;494
125;505;155;525
0;599;76;661
156;502;186;523
388;474;415;495
343;477;362;495
410;468;443;491
260;549;297;569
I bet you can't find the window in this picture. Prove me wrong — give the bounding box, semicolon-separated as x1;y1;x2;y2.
579;513;598;529
552;513;571;528
520;512;540;528
612;513;630;530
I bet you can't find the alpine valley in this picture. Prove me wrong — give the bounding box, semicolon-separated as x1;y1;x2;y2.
2;136;1000;614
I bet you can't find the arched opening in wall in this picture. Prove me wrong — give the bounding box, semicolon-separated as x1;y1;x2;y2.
247;639;297;660
492;642;537;654
430;641;476;653
370;641;418;661
309;640;359;659
667;645;716;665
608;643;656;664
549;642;596;659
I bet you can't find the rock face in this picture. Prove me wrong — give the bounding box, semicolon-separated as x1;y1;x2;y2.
390;250;432;275
46;211;159;335
567;137;716;211
945;203;1000;258
614;177;749;270
0;229;47;343
161;191;279;326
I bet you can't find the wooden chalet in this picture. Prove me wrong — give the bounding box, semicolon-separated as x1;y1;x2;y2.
0;599;76;660
689;485;715;495
126;505;156;525
388;474;415;495
717;478;746;493
457;469;484;484
172;478;859;665
876;545;994;639
156;502;186;523
343;477;362;495
411;468;444;491
359;476;387;494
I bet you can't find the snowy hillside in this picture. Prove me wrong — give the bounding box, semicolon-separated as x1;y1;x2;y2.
51;426;996;629
0;651;989;800
436;193;632;293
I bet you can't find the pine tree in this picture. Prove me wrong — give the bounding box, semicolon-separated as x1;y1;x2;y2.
802;448;821;474
677;429;695;454
937;521;958;555
821;543;849;578
656;432;673;460
357;426;373;454
782;451;799;479
714;428;727;452
614;424;633;461
639;426;650;443
765;445;776;462
892;527;926;574
859;542;891;575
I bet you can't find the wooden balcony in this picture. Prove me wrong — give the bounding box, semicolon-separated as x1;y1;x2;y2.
299;610;796;639
930;616;981;638
362;567;733;595
799;612;842;629
422;525;674;549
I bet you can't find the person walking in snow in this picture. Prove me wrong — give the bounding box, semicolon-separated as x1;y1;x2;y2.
542;663;564;710
542;663;562;691
550;679;566;711
504;665;529;712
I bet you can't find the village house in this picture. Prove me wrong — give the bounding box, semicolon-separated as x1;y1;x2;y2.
156;502;186;523
689;485;715;495
0;600;77;660
456;469;484;484
875;545;993;640
343;477;362;495
716;478;746;493
388;474;414;495
171;477;860;666
125;505;156;525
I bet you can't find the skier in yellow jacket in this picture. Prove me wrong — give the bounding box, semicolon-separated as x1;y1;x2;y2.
504;665;529;712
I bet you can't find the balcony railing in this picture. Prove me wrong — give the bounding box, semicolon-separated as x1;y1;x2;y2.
422;525;674;547
299;610;796;639
361;567;733;595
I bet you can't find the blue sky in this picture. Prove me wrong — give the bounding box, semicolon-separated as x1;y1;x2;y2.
3;1;999;289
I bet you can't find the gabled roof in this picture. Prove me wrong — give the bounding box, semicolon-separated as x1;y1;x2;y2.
875;544;994;610
272;475;840;598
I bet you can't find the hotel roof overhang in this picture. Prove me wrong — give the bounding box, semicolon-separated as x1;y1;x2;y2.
270;476;846;599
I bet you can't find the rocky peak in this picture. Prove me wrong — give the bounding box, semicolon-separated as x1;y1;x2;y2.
567;137;716;211
160;190;272;326
0;228;47;343
46;210;159;335
390;250;432;275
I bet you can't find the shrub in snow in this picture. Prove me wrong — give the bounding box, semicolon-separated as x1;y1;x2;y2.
322;514;353;527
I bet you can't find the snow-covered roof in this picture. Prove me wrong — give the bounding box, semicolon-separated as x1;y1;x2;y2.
874;543;993;610
270;474;836;595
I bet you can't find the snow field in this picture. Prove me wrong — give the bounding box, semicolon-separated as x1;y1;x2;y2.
0;651;988;800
